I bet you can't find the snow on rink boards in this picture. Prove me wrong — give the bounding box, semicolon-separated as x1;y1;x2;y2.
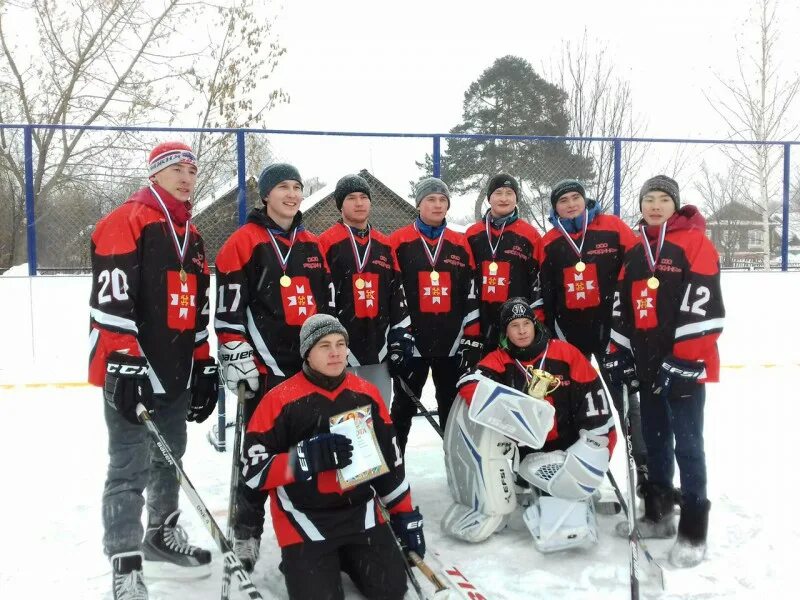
0;271;798;598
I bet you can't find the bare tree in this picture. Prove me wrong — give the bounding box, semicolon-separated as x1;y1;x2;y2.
707;0;800;270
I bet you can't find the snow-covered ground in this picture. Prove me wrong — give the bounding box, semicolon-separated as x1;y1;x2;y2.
0;272;797;598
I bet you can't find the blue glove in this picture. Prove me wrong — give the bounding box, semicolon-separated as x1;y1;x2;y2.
653;355;704;398
387;328;414;376
187;358;218;423
390;507;425;558
291;433;353;482
599;350;639;392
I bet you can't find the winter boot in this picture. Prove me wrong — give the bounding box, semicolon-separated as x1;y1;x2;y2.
233;536;261;573
669;499;710;568
634;458;649;499
615;483;677;538
142;510;212;578
111;551;148;600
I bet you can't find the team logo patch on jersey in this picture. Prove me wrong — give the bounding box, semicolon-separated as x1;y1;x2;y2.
280;275;318;325
481;260;510;303
352;272;379;318
631;279;658;329
166;271;197;330
562;263;601;309
418;270;451;313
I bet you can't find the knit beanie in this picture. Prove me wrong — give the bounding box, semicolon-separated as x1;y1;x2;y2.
299;314;349;359
639;175;680;210
487;173;520;200
499;297;535;331
550;179;586;209
414;177;451;207
148;141;197;177
334;174;371;211
258;163;303;201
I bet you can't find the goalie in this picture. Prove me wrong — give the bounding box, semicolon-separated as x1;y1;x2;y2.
441;297;616;553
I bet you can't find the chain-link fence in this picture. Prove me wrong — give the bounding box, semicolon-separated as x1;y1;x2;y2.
1;124;799;274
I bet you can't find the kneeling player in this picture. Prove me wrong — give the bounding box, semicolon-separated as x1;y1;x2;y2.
441;297;616;553
240;314;424;600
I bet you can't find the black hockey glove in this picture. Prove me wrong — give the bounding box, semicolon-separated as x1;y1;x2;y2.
387;328;414;376
457;336;484;374
653;355;704;399
290;433;353;482
390;507;426;559
187;358;218;423
599;350;640;392
104;352;152;425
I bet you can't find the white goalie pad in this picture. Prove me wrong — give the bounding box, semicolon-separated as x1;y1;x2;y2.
441;399;516;542
468;376;555;449
522;495;598;553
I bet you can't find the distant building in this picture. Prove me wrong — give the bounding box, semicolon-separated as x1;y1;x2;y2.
706;201;782;268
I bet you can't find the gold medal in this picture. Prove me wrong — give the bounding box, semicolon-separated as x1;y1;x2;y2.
430;270;440;282
355;277;365;290
489;261;498;275
575;261;586;273
179;268;187;283
280;274;292;288
647;276;659;290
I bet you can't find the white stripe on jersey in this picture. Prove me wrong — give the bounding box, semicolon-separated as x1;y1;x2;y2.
277;486;324;541
674;318;725;341
380;478;409;506
88;327;99;356
554;318;567;341
246;307;285;377
194;329;208;344
364;497;376;530
214;317;245;333
90;308;138;334
609;329;631;351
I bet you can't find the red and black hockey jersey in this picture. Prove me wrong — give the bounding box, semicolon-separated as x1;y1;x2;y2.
215;209;334;379
88;184;211;397
465;214;543;344
540;213;638;356
319;221;411;366
390;220;480;357
242;370;413;548
610;206;725;384
457;341;617;454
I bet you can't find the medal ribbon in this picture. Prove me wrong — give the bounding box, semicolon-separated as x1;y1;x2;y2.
343;222;372;274
267;227;298;274
484;214;508;260
414;222;445;270
555;209;589;262
149;184;190;269
513;342;550;382
638;222;667;276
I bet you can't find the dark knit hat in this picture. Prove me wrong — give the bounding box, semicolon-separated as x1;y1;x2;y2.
258;163;303;201
299;314;349;359
550;179;586;208
499;297;535;331
487;173;520;200
334;174;371;211
414;177;451;207
639;175;680;210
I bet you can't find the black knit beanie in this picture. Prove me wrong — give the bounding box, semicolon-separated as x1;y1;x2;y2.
334;174;371;211
639;175;680;210
487;173;520;200
550;179;586;209
258;163;303;201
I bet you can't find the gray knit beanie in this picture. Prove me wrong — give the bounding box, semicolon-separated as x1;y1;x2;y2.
639;175;680;210
258;163;303;201
414;177;451;207
299;314;349;358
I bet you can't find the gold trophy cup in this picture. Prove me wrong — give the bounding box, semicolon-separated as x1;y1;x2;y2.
525;367;561;399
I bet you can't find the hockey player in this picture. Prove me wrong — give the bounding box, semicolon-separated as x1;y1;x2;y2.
441;297;616;553
319;174;414;404
89;142;217;599
607;175;724;568
214;162;334;570
390;177;481;454
241;314;425;599
540;179;648;490
465;173;543;352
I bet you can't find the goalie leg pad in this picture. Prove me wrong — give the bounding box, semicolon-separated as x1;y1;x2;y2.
440;503;509;543
522;495;598;553
444;398;517;516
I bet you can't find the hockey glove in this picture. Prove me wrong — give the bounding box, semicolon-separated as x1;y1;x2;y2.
390;507;426;559
457;336;484;374
599;349;639;392
290;433;353;482
653;355;704;399
104;352;152;425
219;340;259;399
187;358;218;423
387;327;414;376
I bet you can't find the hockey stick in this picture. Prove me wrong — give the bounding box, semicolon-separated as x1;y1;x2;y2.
375;502;426;600
221;383;248;600
621;384;641;600
135;403;263;600
394;376;444;438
